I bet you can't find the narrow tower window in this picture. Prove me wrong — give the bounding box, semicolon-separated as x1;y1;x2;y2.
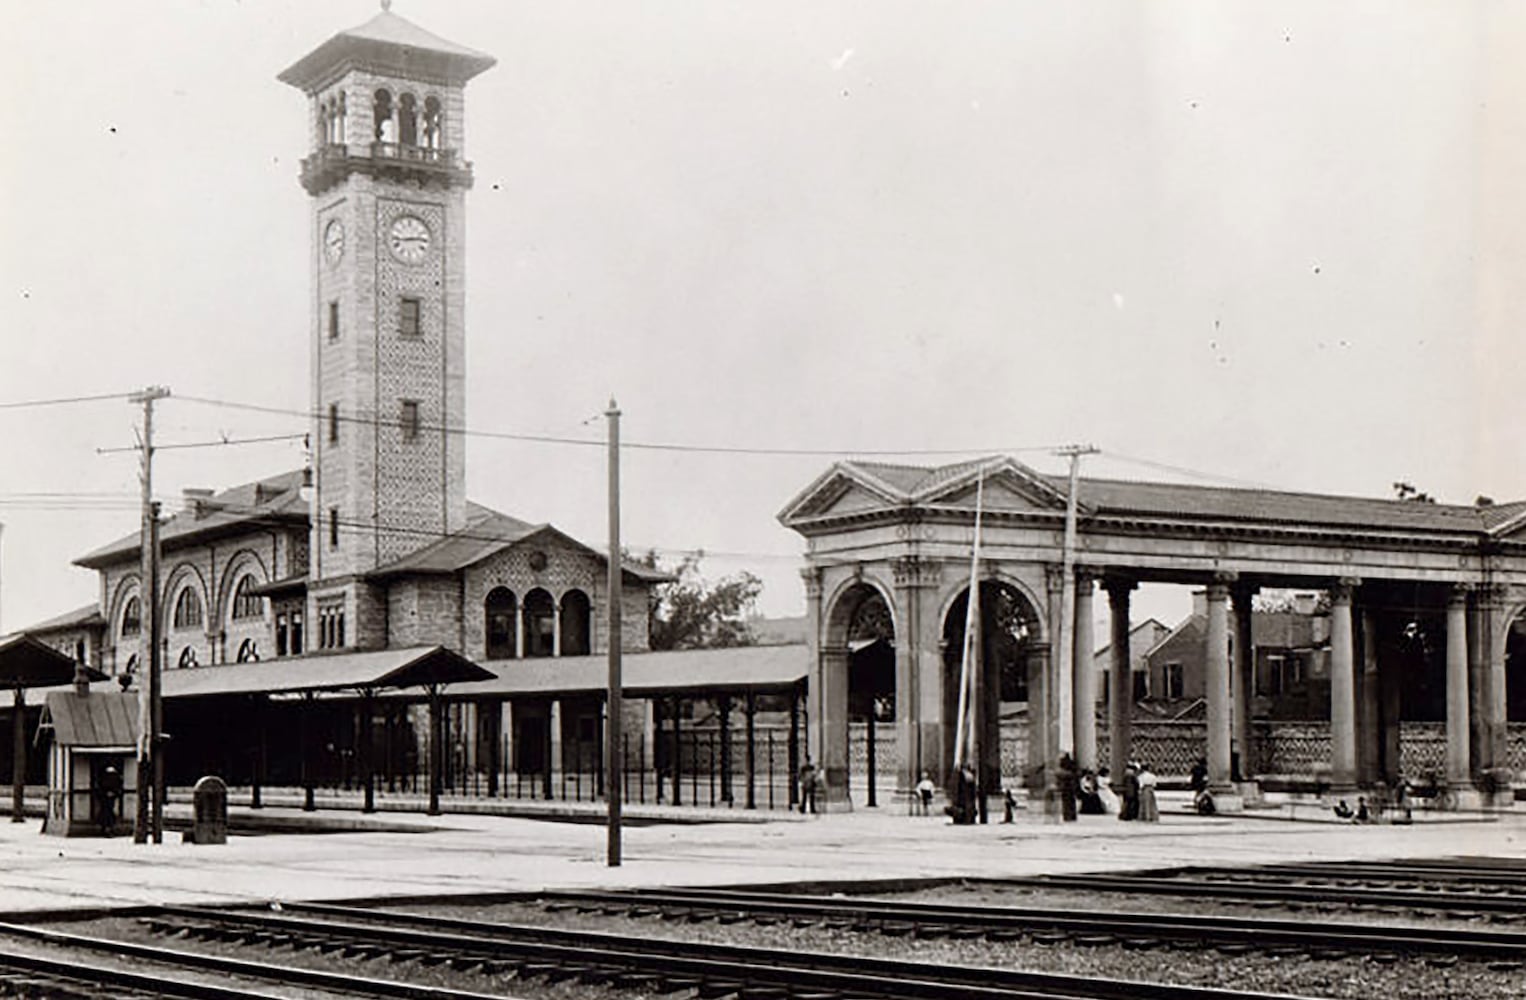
423;97;442;150
373;88;394;142
399;298;421;339
400;400;420;442
329;507;340;548
328;403;339;443
328;301;339;341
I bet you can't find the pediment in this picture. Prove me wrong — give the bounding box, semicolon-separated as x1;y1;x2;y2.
779;471;901;523
936;477;1057;512
917;458;1072;512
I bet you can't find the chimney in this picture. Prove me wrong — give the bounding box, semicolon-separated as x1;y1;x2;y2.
182;487;215;517
73;663;90;697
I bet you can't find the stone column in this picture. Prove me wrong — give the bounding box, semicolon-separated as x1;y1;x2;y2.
552;601;562;658
1072;574;1098;771
1230;583;1256;781
548;698;564;800
1204;579;1233;790
1044;565;1065;778
1480;586;1507;775
1445;585;1471;789
819;645;851;809
892;556;930;795
515;605;526;660
1359;609;1381;786
1104;579;1135;790
1328;579;1358;790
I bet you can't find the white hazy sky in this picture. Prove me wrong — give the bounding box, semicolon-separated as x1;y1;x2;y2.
2;1;1523;633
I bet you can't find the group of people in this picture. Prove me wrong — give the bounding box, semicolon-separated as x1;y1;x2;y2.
1114;758;1160;822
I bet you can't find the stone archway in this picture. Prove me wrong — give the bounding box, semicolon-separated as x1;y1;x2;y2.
818;579;897;808
941;579;1042;796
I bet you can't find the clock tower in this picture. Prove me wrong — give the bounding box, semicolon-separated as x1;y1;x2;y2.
280;8;495;649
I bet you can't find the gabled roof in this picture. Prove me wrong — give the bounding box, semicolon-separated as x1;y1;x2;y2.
366;503;673;583
279;10;496;91
75;469;308;570
779;455;1070;525
41;690;138;749
781;455;1526;539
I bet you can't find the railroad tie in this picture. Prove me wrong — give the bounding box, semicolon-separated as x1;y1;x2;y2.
694;979;746;999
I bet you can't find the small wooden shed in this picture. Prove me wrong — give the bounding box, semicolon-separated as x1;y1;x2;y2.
38;688;139;837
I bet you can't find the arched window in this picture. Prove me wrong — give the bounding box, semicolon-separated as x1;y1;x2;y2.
560;589;591;656
177;646;199;669
373;89;394;142
120;596;141;638
485;587;518;660
398;92;418;146
236;638;259;663
335;91;347;143
523;588;555;658
231;575;263;620
172;587;203;630
423;96;442;150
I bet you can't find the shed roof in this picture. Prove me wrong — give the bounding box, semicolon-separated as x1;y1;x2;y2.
0;635;91;688
16;604;106;636
42;690;138;749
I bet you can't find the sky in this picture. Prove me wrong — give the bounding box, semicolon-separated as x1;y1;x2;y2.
1;1;1523;633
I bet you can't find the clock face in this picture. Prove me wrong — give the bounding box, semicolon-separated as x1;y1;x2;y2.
323;219;345;264
388;216;431;264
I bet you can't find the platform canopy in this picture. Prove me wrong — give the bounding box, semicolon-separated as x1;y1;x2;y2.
0;635;100;689
160;645;493;700
448;644;807;700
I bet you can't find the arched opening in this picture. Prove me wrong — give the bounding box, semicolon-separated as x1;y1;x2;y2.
120;596;141;638
236;638;259;663
422;96;442;150
847;592;895;722
485;587;518;659
524;588;555;658
398;92;418;146
1507;609;1526;723
819;581;896;806
177;646;199;670
230;575;263;622
373;88;393;142
942;580;1040;793
560;589;591;656
172;587;203;631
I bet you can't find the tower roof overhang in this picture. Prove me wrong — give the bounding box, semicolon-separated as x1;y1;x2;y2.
278;11;496;92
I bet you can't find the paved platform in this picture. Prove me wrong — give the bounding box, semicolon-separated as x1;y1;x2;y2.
1;797;1521;917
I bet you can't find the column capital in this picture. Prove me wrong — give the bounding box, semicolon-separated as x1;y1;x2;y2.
1102;576;1137;600
1329;577;1361;603
1448;582;1472;607
1476;582;1508;609
1044;563;1065;595
800;566;823;599
1075;567;1099;589
891;555;941;589
1205;580;1231;601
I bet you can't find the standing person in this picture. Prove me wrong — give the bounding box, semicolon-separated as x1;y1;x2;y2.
914;772;935;816
1057;753;1079;822
1078;770;1105;815
1137;762;1160;822
96;764;123;836
1095;768;1120;815
799;760;818;815
1118;761;1140;821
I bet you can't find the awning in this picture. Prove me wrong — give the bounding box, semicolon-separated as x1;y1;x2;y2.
446;644;807;700
159;645;493;699
0;635;103;689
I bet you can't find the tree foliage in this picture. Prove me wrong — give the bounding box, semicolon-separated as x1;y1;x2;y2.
632;550;763;651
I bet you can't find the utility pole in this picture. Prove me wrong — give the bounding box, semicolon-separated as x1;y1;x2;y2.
1053;444;1098;770
130;386;170;845
605;398;623;867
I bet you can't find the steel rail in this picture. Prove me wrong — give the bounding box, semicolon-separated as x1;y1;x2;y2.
523;886;1526;958
0;921;507;1000
152;903;1319;1000
989;873;1526;913
1168;863;1526;888
0;948;294;999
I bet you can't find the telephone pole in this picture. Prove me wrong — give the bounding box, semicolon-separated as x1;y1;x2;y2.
1053;443;1097;769
130;386;170;845
605;398;623;867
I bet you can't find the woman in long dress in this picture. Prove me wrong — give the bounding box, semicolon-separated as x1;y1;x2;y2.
1136;762;1160;822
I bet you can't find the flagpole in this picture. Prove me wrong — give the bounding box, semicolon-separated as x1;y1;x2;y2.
952;465;987;770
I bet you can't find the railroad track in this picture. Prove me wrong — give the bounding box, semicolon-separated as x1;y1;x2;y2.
0;944;323;999
528;885;1526;961
998;870;1526;915
107;901;1322;1000
1177;859;1526;892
